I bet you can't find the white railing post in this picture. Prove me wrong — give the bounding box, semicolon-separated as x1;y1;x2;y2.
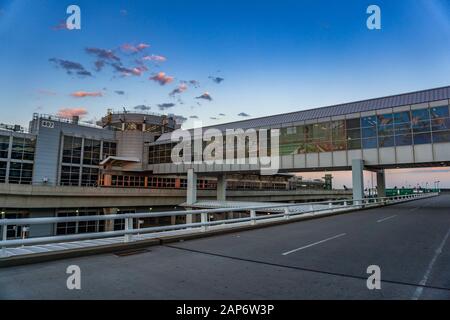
250;210;256;225
1;224;7;257
343;201;347;207
284;207;290;220
124;217;133;243
201;212;208;232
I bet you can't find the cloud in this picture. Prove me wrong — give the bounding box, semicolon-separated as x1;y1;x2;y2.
209;76;225;84
158;103;176;110
169;83;188;96
49;58;92;77
51;20;68;31
57;108;88;118
94;60;105;72
111;63;147;76
196;92;213;101
150;72;174;85
142;55;167;62
114;90;125;95
238;112;251;117
70;91;103;98
121;43;150;53
188;80;201;88
85;47;120;62
134;105;151;111
210;117;219;120
219;113;226;116
190;115;199;119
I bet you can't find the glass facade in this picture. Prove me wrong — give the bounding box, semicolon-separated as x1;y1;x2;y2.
102;141;117;159
60;136;116;187
11;137;35;161
83;139;101;165
148;105;450;164
56;210;105;235
0;135;9;159
60;165;80;186
8;162;33;184
0;161;6;183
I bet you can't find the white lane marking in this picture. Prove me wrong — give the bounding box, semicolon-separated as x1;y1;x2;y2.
411;227;450;300
377;215;397;223
282;233;347;256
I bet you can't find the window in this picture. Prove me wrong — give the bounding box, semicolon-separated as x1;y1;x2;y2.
102;141;117;159
413;133;432;145
11;137;35;161
4;213;29;239
81;167;99;187
62;136;82;164
60;165;80;186
430;105;450;143
361;116;378;149
148;143;175;164
83;139;101;165
8;162;33;184
0;161;6;183
56;210;105;235
0;135;9;159
280;126;305;155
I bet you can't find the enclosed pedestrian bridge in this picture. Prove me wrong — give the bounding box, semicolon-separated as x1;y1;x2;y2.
146;86;450;204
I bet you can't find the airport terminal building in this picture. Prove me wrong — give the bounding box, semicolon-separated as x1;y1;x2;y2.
1;85;449;239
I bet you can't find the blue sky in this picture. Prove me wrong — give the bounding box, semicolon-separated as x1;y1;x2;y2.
0;0;450;186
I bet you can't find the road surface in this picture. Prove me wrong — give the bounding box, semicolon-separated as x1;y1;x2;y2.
1;195;449;299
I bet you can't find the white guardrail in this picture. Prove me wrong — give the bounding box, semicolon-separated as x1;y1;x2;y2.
0;193;438;253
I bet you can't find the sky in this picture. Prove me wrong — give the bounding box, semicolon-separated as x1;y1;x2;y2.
0;0;449;187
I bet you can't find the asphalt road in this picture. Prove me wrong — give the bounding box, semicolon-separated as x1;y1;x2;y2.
1;195;450;300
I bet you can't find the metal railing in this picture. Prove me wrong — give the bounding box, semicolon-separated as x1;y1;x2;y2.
0;193;438;253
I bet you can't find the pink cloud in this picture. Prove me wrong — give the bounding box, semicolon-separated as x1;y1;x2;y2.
142;54;167;62
70;91;103;98
121;43;150;53
51;20;68;31
149;72;174;85
170;83;188;96
57;108;88;118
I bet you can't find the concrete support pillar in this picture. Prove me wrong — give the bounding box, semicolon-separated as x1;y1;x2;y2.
376;170;386;199
352;159;365;205
186;168;197;205
103;208;118;232
217;175;227;201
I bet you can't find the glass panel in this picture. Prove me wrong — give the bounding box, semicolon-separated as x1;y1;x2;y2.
361;116;377;128
378;136;395;148
413;133;431;145
346;118;360;129
430;106;449;119
394;111;411;124
412;108;430;121
431;118;450;131
0;135;9;159
395;134;412;146
432;131;450;143
362;126;377;138
377;114;393;126
362;138;377;149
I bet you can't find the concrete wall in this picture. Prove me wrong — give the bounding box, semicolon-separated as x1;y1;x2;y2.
0;184;351;209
